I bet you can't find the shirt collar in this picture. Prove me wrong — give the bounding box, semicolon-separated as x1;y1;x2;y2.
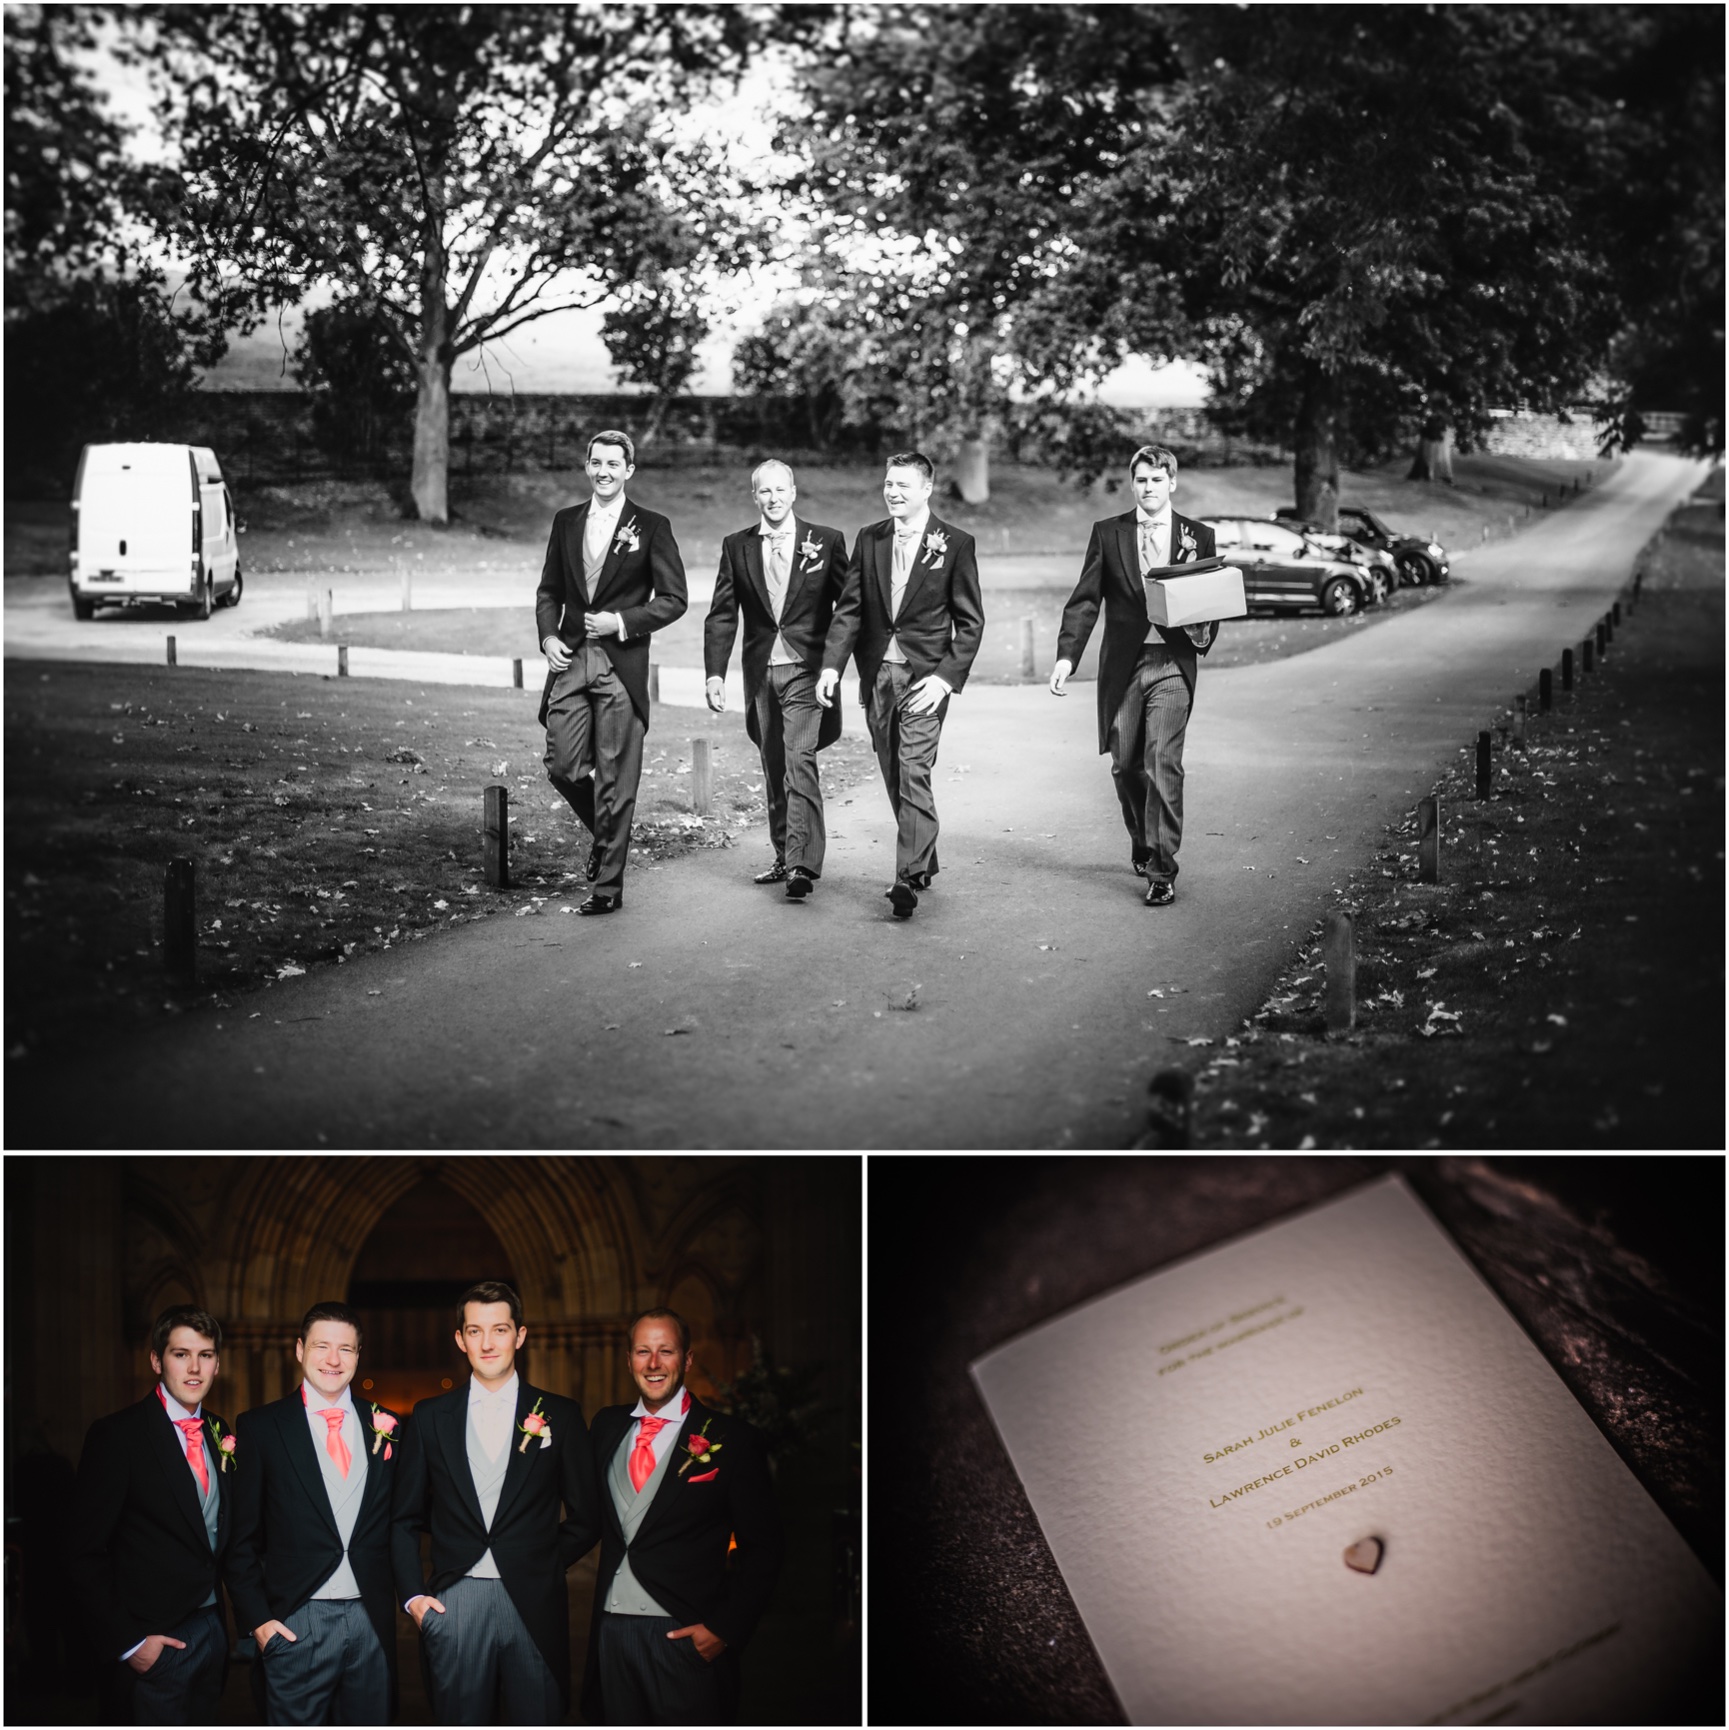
1136;506;1173;529
159;1383;200;1423
300;1381;358;1417
759;515;795;540
628;1384;690;1423
893;508;931;541
589;493;627;523
468;1371;519;1407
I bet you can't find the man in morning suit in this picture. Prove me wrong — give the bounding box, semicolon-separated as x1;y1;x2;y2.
583;1309;784;1727
225;1301;400;1725
69;1305;233;1726
1049;444;1221;904
818;450;985;918
391;1280;598;1726
703;459;850;899
537;429;688;915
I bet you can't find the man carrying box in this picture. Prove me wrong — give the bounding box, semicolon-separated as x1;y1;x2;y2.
1049;444;1225;905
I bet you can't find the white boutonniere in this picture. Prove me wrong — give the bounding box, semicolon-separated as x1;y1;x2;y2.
1178;526;1197;559
613;519;641;557
798;533;822;570
921;528;949;568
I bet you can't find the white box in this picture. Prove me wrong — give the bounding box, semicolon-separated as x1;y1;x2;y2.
1144;559;1247;626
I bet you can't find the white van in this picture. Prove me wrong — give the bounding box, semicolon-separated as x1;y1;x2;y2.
70;442;243;620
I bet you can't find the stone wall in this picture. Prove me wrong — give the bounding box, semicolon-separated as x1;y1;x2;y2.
1481;410;1612;461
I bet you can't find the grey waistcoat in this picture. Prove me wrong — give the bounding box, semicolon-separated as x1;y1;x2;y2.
603;1422;677;1617
194;1428;220;1606
465;1405;509;1579
308;1405;367;1599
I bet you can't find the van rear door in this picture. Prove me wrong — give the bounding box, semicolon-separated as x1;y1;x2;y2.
80;446;198;591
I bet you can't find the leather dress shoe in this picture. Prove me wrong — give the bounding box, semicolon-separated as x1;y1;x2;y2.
1132;858;1151;879
887;881;919;918
1144;879;1175;906
786;870;814;900
585;842;601;882
576;893;622;915
754;861;788;884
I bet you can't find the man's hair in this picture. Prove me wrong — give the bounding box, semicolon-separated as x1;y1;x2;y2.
588;429;636;467
457;1280;524;1331
884;450;935;484
627;1307;691;1358
750;458;795;490
1129;444;1179;480
298;1301;364;1349
150;1304;222;1360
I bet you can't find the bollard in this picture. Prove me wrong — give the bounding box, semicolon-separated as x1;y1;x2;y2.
649;663;660;704
1540;491;1548;508
1604;610;1614;645
1418;796;1441;883
1562;647;1574;691
318;590;334;641
1634;569;1644;606
512;657;523;689
166;635;177;667
483;784;509;888
1612;599;1621;626
1019;615;1036;681
1476;731;1492;799
1322;912;1356;1033
1582;636;1594;675
1540;667;1553;712
1514;693;1527;747
400;565;412;612
164;858;196;984
691;738;713;815
1595;620;1607;657
337;645;349;677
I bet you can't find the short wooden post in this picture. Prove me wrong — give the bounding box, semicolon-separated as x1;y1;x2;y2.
1634;570;1644;604
1595;620;1607;657
1322;912;1355;1033
400;563;412;612
337;645;349;677
1513;693;1527;748
164;859;196;984
649;663;660;704
166;635;177;667
1582;636;1594;675
1539;667;1553;712
318;590;334;640
1476;731;1492;799
1019;615;1036;680
512;657;524;689
483;785;509;888
1603;611;1614;646
691;738;712;815
1418;797;1441;883
1612;599;1622;626
1562;647;1574;691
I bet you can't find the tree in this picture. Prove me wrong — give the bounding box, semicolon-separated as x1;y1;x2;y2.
601;269;711;445
129;5;757;522
292;299;417;467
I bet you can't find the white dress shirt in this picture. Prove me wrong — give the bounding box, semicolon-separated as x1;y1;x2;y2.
581;495;631;639
759;516;799;665
883;506;930;666
469;1370;518;1463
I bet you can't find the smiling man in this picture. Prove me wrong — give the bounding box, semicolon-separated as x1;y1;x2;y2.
70;1306;233;1725
819;450;985;918
536;429;688;914
225;1302;400;1725
390;1281;598;1725
1050;444;1220;904
583;1310;784;1726
703;459;850;897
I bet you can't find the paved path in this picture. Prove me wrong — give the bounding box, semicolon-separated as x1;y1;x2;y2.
25;453;1706;1148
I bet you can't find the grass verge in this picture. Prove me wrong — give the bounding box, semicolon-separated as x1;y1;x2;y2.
1184;490;1724;1150
4;668;877;1061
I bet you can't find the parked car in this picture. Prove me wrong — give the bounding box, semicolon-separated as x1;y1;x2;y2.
1201;517;1378;616
1274;503;1450;586
69;442;243;620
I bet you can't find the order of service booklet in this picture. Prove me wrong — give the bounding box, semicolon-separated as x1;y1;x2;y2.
970;1175;1720;1726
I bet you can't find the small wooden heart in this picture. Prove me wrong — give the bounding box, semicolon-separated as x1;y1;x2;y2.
1343;1536;1384;1575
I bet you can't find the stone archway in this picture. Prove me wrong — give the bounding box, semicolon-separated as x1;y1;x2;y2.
203;1157;644;1417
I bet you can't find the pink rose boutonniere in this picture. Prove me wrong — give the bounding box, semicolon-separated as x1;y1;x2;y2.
206;1417;236;1473
614;520;642;557
369;1405;398;1459
518;1396;551;1454
798;533;822;570
678;1418;724;1478
921;528;949;569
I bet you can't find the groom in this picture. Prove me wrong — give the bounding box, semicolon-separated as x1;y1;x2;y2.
390;1281;598;1725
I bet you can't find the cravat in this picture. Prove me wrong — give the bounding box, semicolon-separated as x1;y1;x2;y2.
175;1416;210;1496
1140;518;1168;573
318;1408;351;1478
764;532;790;618
629;1415;669;1493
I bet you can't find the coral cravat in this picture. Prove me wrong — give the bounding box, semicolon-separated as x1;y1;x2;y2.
319;1408;351;1478
628;1415;668;1493
175;1416;210;1496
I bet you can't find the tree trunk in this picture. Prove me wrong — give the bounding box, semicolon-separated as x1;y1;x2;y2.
953;433;990;504
1293;363;1340;529
411;221;452;524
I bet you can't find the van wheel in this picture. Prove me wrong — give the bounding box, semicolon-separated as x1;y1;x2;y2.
191;569;213;621
222;566;244;609
71;587;96;621
1321;577;1360;616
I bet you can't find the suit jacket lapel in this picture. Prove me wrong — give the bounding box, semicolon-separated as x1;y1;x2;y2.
150;1397;216;1551
490;1382;541;1529
870;523;894;618
597;1410;633;1543
632;1393;707;1547
897;518;944;619
780;516;815;617
439;1390;488;1532
281;1392;343;1543
590;502;635;607
742;528;772;618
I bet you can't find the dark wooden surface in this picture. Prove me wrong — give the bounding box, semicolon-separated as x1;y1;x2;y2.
868;1156;1723;1725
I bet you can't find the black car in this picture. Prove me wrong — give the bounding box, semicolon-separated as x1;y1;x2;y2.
1201;518;1378;616
1274;504;1450;586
